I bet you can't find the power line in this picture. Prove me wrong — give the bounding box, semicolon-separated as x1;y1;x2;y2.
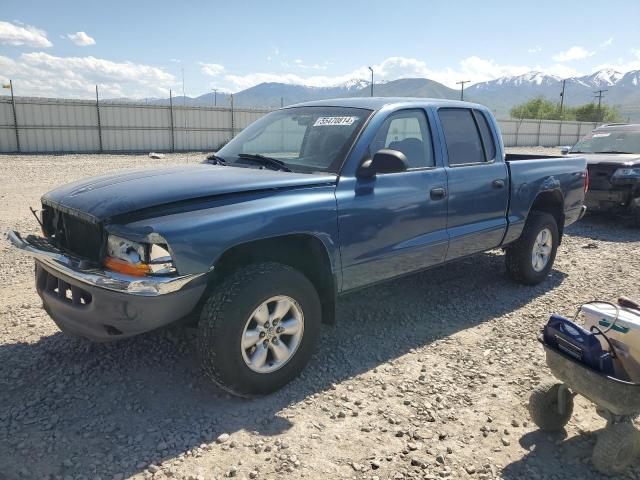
456;80;470;101
593;89;608;123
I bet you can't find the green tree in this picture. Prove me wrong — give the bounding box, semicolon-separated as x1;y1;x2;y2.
572;103;623;123
510;97;624;122
510;97;563;120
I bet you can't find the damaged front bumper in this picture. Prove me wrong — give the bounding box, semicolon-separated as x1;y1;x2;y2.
7;231;207;341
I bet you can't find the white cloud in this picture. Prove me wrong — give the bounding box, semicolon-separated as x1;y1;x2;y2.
0;52;176;98
600;37;613;48
0;20;52;47
202;55;588;92
528;46;542;53
552;46;594;62
593;49;640;73
288;58;327;70
200;62;225;77
66;31;96;46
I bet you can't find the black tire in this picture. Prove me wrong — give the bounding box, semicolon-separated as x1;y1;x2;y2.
197;262;321;397
528;381;573;432
506;211;559;285
592;422;639;476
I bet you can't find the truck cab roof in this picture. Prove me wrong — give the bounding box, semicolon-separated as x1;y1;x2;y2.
286;97;487;112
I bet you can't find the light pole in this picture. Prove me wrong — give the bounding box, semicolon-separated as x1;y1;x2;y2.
211;88;218;107
368;66;374;97
456;80;470;101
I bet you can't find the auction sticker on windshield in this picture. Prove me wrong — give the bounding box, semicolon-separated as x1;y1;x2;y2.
314;116;357;127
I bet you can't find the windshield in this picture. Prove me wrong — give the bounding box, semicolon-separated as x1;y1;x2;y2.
571;130;640;154
216;106;371;173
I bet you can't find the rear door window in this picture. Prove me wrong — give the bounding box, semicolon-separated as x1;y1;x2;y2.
438;108;486;166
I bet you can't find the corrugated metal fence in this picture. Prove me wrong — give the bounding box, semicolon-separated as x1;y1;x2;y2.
0;97;271;153
0;96;599;153
498;118;598;148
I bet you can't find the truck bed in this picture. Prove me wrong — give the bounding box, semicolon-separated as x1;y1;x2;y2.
505;153;567;161
502;154;587;245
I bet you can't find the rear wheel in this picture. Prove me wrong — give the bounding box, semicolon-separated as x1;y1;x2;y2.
506;212;559;285
197;262;321;397
592;422;639;476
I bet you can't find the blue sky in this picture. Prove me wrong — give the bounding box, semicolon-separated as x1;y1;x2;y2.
1;0;639;99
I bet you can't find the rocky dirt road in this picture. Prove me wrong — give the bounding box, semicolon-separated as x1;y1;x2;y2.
1;151;639;480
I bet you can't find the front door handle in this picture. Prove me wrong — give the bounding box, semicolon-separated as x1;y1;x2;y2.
492;179;505;189
430;187;446;200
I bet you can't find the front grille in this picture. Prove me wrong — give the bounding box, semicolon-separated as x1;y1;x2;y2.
587;164;618;191
37;266;93;307
42;205;103;262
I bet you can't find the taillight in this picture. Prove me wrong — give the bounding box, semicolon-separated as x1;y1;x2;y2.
583;168;589;194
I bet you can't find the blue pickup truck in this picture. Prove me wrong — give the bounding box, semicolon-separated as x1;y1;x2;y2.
9;98;588;396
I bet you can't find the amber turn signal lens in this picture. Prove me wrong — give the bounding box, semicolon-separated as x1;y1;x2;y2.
104;256;150;277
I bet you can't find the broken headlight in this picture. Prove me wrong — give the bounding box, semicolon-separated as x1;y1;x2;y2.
105;235;177;277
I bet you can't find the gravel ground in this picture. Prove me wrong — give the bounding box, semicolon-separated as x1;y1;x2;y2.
0;149;639;480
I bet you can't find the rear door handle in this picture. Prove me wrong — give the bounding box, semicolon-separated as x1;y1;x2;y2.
430;187;446;200
492;179;505;189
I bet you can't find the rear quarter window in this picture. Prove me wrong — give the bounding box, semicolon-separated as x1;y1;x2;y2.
474;110;497;161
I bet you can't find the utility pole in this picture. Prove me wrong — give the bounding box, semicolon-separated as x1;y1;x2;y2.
368;66;374;97
7;79;20;153
211;88;217;107
280;97;284;108
594;89;608;123
456;80;470;101
95;85;103;153
559;79;566;119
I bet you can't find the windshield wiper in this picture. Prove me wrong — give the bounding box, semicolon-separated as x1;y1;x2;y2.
203;153;228;165
237;153;292;172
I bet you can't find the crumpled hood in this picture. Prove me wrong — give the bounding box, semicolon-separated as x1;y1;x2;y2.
42;164;337;222
576;153;640;166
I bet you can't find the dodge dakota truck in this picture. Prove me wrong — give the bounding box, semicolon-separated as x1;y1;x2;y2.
563;123;640;225
8;98;588;396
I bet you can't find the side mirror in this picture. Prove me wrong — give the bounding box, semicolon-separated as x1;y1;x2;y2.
357;149;408;179
560;146;571;155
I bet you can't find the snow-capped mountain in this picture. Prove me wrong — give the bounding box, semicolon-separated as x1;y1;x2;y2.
574;69;625;87
475;71;561;89
337;78;370;91
466;69;640;118
134;68;639;121
617;70;640;88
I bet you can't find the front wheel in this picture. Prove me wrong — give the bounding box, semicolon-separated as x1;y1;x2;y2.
506;212;559;285
197;262;321;397
528;381;573;432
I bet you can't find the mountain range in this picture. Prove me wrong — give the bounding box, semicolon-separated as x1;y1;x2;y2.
125;69;640;121
466;69;640;119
